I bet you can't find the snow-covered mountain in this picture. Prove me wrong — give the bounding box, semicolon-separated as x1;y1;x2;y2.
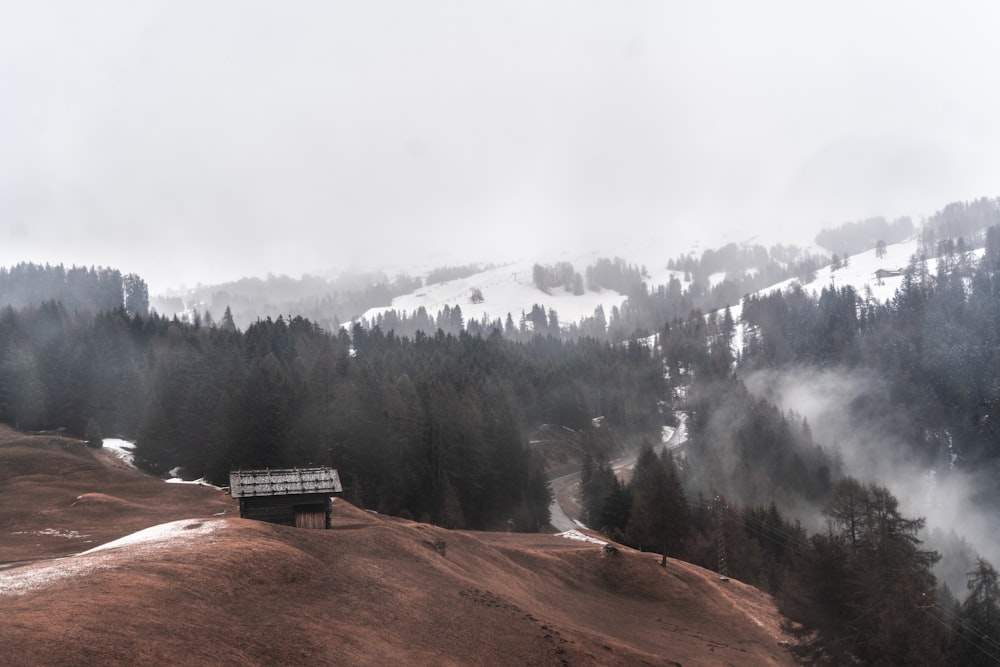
359;258;637;328
724;236;980;350
360;234;938;335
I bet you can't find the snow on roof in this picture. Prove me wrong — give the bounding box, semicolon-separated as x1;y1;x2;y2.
229;467;343;498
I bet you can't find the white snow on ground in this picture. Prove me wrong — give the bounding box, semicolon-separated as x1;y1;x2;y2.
557;529;607;546
101;438;136;467
165;466;225;488
721;238;985;355
0;519;225;596
11;529;88;540
361;258;628;331
80;518;224;556
707;271;728;288
0;556;110;596
102;442;222;487
165;477;221;488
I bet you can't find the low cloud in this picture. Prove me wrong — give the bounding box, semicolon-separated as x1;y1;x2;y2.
745;366;1000;593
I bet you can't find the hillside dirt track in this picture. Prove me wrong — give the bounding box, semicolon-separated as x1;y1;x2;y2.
0;426;800;666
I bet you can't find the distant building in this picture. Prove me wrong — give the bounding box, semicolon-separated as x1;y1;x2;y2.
874;268;904;280
229;467;343;529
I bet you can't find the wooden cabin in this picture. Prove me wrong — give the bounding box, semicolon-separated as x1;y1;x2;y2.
873;268;903;280
229;467;343;528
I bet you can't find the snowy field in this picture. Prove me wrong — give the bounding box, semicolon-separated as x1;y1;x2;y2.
361;257;630;329
721;237;980;354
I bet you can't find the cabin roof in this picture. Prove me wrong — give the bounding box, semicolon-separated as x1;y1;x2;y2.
229;467;343;498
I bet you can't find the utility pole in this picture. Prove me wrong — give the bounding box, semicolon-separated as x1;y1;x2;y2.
717;528;729;582
714;495;730;582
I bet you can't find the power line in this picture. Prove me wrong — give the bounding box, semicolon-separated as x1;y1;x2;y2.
700;500;1000;664
922;602;1000;665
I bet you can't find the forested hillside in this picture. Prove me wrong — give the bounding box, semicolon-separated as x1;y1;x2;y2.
5;196;1000;664
0;294;663;530
0;263;149;316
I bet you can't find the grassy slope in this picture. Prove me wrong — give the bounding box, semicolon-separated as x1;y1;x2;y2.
0;426;798;666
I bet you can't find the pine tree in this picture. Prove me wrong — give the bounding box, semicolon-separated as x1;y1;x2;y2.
624;445;689;565
123;273;149;317
84;417;103;448
951;559;1000;666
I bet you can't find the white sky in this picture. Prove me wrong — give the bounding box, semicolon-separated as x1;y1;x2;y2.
3;2;999;293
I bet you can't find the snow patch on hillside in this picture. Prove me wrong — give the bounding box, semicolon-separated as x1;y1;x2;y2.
0;520;225;596
80;519;224;556
11;528;88;540
165;476;222;489
557;529;607;546
102;439;136;467
723;238;984;354
0;556;110;596
361;258;628;330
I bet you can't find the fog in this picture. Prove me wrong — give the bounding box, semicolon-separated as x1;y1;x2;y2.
3;2;1000;293
745;366;1000;593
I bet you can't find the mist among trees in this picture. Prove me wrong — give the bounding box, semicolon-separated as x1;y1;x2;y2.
5;196;1000;663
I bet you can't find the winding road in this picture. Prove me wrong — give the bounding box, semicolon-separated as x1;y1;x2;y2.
547;414;688;533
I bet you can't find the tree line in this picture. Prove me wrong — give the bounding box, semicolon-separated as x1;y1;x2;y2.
0;262;148;316
0;293;668;530
581;436;999;664
739;224;1000;473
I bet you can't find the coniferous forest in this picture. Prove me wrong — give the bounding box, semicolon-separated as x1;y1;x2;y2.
0;280;661;531
5;198;1000;664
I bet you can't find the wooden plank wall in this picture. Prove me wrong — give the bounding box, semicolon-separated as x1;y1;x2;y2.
240;493;331;527
295;510;327;529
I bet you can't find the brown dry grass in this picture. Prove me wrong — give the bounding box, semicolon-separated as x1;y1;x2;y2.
0;425;800;666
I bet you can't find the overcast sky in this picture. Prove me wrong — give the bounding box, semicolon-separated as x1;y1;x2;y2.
3;2;1000;293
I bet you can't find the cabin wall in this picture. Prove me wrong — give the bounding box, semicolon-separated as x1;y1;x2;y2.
239;493;331;528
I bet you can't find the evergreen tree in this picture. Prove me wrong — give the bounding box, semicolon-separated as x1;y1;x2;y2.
784;479;945;665
123;273;149;317
951;559;1000;666
624;445;690;565
84;417;103;448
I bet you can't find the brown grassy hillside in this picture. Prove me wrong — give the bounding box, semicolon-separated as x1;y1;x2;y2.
0;426;799;666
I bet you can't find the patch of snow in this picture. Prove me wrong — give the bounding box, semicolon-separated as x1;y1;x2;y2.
11;529;88;540
102;438;136;467
360;258;628;331
557;529;607;546
79;518;224;556
164;477;219;488
0;519;225;596
0;556;109;596
719;238;984;357
707;271;728;288
665;414;688;450
164;467;223;489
